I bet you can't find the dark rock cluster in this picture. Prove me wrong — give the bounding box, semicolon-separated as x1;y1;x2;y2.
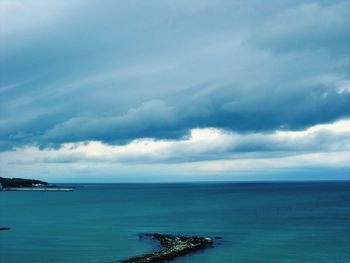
119;233;216;263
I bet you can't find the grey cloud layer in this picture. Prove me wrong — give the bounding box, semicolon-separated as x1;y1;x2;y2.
251;1;350;53
3;121;350;167
1;0;350;149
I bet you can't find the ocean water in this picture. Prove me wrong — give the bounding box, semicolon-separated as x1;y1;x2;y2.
1;182;349;263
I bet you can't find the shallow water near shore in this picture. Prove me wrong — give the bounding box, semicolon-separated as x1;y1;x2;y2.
1;182;349;263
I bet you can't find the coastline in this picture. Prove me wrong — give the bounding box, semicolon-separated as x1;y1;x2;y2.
2;187;74;192
0;177;74;192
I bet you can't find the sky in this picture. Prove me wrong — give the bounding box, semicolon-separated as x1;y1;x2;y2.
1;0;350;182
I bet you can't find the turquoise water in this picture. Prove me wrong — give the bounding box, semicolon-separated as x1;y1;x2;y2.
1;182;349;263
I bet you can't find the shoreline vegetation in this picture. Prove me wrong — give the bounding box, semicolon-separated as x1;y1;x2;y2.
0;177;73;192
119;233;219;263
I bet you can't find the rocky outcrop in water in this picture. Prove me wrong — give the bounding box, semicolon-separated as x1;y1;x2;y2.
119;233;217;263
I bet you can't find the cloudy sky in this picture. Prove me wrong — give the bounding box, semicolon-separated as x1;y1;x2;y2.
1;0;350;182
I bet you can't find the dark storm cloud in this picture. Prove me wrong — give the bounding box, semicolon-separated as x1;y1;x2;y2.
4;82;349;149
1;0;350;150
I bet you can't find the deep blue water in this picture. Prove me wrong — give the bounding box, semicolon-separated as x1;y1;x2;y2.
1;182;349;263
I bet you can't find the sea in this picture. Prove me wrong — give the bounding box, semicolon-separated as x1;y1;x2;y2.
1;182;349;263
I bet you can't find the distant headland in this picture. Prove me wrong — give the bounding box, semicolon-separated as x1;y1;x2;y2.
0;177;73;192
